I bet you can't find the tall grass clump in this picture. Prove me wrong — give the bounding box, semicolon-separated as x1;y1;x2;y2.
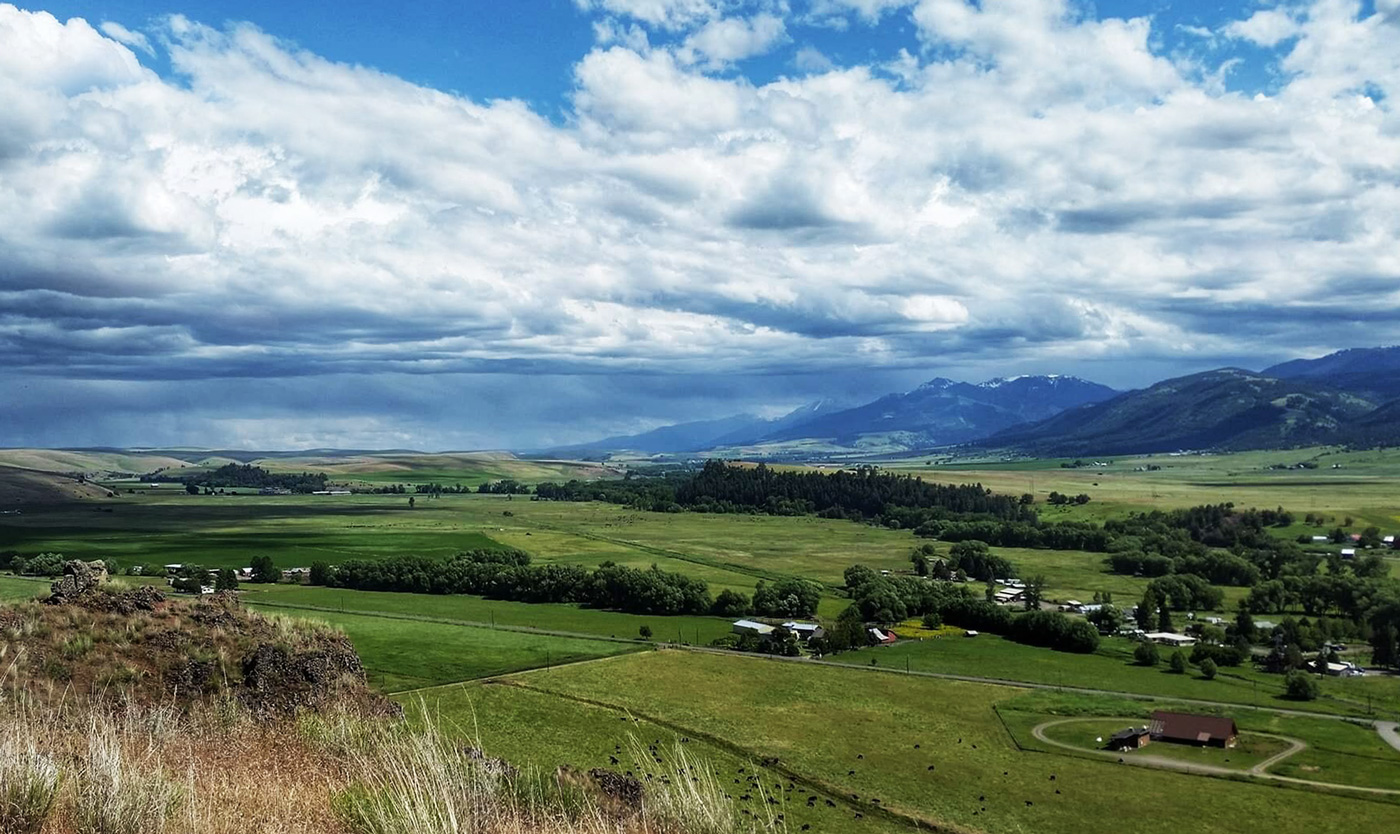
626;739;746;834
70;717;183;834
0;721;61;834
316;705;750;834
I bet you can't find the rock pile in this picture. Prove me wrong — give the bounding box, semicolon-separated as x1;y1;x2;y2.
46;559;108;603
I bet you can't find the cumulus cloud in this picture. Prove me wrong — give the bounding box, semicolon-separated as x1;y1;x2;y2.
1223;8;1302;47
677;13;787;68
1;1;1399;447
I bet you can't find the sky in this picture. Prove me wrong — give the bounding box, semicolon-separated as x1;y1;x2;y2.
0;0;1398;451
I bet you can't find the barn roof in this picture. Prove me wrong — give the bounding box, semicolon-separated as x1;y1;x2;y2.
1149;711;1236;743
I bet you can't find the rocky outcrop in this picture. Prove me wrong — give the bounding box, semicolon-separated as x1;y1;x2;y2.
46;559;108;603
78;585;166;614
239;634;370;715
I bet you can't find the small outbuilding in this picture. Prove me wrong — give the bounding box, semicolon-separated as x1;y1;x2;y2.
1149;711;1237;748
1106;726;1152;751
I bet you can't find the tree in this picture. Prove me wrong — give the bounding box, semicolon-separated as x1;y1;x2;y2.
184;483;200;495
1169;650;1187;674
1233;607;1257;643
711;589;749;617
1157;604;1174;633
639;625;653;640
214;568;239;591
1134;641;1160;667
1087;604;1125;634
408;496;416;508
1024;575;1046;611
1284;669;1320;701
1199;657;1218;680
1284;642;1305;671
309;561;334;586
249;554;281;584
921;611;942;630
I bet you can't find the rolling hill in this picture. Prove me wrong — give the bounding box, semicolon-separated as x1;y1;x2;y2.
1265;345;1400;402
985;369;1378;456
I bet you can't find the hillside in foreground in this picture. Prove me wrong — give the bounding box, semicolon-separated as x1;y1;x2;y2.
0;566;744;834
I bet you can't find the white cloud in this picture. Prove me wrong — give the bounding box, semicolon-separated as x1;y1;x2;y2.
805;0;914;24
794;45;836;73
1223;8;1302;47
677;13;787;69
98;20;153;56
1;1;1399;445
574;0;719;30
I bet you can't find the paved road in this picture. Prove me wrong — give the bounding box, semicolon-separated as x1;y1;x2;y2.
1031;718;1400;795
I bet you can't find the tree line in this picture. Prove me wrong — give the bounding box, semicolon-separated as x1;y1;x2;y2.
312;549;823;619
535;461;1034;525
145;463;329;493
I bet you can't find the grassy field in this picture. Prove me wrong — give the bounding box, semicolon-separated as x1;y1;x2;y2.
888;446;1400;530
411;650;1400;834
249;605;641;692
994;689;1400;792
405;681;906;834
0;573;47;601
241;583;735;644
1037;717;1292;770
823;631;1400;718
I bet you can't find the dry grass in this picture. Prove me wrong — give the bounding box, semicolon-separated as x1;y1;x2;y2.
0;696;755;834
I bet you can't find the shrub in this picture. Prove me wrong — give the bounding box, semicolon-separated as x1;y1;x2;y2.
921;611;942;629
1169;650;1187;674
1199;657;1218;680
1134;641;1160;667
1284;669;1320;701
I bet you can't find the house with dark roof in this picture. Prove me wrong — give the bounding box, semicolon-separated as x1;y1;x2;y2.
1149;711;1237;748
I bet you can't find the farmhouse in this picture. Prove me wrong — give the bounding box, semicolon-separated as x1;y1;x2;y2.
1149;711;1237;748
1106;726;1152;751
732;620;775;637
1144;632;1196;647
867;627;897;645
994;588;1024;604
781;621;825;641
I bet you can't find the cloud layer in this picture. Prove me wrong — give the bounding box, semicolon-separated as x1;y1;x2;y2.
1;1;1398;448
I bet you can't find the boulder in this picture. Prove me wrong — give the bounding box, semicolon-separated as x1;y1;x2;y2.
46;560;109;603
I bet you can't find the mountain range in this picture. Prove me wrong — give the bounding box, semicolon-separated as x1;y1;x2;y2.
559;346;1400;458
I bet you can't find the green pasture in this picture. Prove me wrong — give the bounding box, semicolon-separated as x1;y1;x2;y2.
458;650;1399;834
403;681;903;834
995;689;1400;792
241;583;735;644
888;446;1400;529
1036;717;1291;771
823;632;1400;718
0;574;47;601
0;495;505;568
249;606;639;693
